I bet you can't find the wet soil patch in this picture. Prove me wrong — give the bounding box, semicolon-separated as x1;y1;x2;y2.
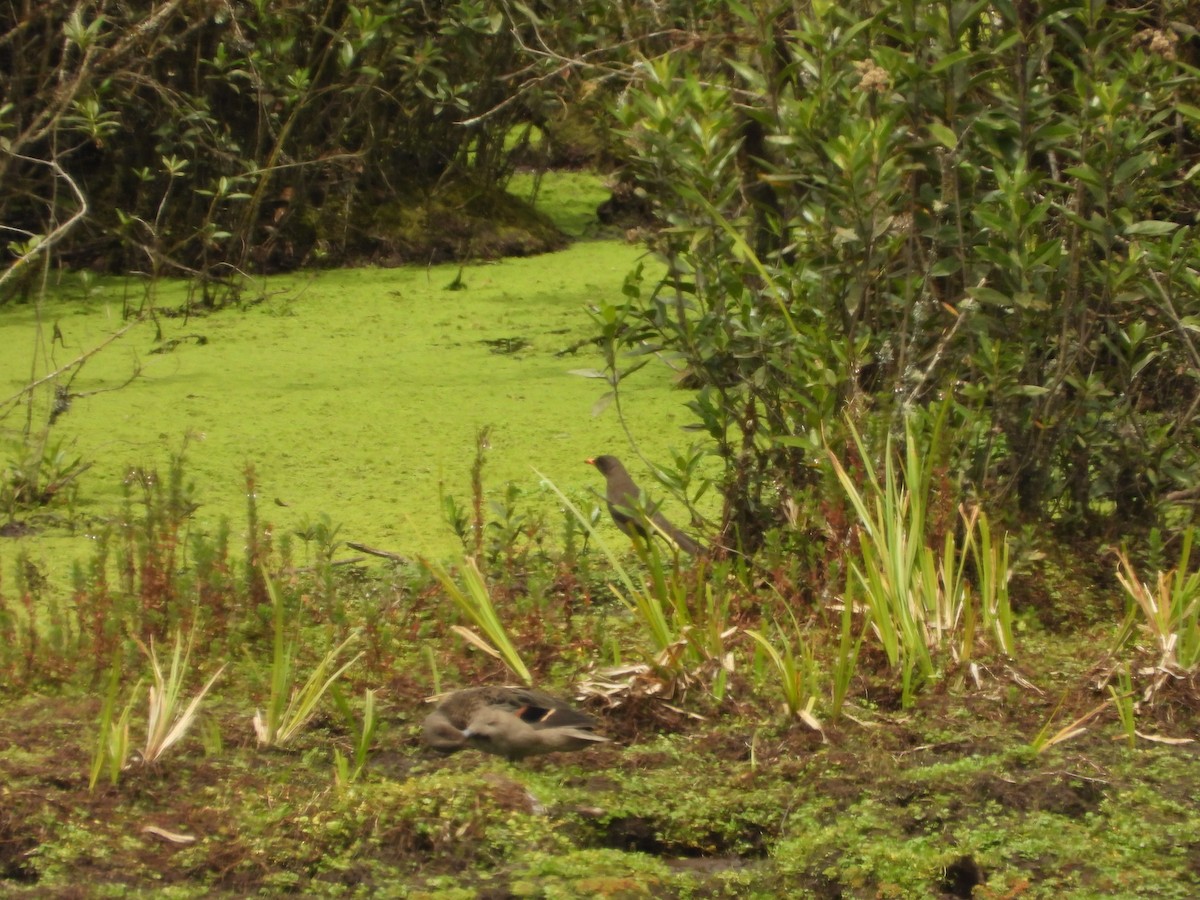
941;854;986;898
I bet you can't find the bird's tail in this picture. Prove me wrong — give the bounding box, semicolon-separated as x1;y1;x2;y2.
651;518;705;556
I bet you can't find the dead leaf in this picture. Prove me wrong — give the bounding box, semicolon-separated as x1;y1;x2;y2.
1135;731;1195;745
143;825;196;844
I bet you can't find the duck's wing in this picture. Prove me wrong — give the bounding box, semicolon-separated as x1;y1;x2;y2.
427;686;599;735
464;707;611;760
507;688;599;731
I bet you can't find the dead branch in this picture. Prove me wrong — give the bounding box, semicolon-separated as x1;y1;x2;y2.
0;315;144;420
345;541;412;564
0;153;88;293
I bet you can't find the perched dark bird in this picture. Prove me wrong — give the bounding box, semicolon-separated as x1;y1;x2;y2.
421;686;609;761
586;454;704;555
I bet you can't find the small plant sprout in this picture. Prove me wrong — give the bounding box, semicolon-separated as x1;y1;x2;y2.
331;686;377;787
137;629;226;764
105;694;139;786
422;644;442;695
253;568;363;747
1114;532;1200;702
1109;667;1137;749
89;654;139;791
1029;689;1113;754
745;616;823;735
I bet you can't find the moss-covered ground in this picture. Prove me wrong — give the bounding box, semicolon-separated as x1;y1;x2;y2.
1;633;1197;898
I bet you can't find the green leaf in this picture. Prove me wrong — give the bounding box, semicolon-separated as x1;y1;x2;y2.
1063;165;1102;188
1124;220;1178;237
1113;152;1152;185
726;59;766;91
929;257;961;278
1016;384;1051;397
724;0;756;25
929;123;958;150
929;49;974;74
967;286;1012;307
1178;316;1200;334
509;1;542;25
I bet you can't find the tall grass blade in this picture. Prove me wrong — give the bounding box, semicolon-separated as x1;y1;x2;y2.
426;556;531;685
89;653;124;792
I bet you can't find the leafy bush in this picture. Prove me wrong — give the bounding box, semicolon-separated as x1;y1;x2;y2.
608;0;1200;545
0;0;565;283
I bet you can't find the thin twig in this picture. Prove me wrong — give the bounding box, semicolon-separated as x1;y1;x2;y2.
0;317;144;418
0;153;89;292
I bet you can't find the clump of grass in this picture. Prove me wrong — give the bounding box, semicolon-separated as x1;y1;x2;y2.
89;628;225;786
746;609;822;732
89;654;138;791
964;504;1015;656
829;410;1016;707
253;568;362;747
1114;530;1200;701
425;556;532;685
0;433;91;519
136;629;225;764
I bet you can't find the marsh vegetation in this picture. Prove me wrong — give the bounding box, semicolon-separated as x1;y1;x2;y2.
3;1;1200;897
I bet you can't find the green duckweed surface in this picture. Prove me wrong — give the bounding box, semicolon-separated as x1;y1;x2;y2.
2;231;708;581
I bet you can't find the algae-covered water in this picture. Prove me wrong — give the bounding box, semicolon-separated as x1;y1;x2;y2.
1;178;703;581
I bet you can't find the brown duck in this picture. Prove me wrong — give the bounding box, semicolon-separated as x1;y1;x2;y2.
587;454;704;555
421;686;609;761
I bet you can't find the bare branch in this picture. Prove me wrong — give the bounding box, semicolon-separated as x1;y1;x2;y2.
0;316;143;420
0;152;88;292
